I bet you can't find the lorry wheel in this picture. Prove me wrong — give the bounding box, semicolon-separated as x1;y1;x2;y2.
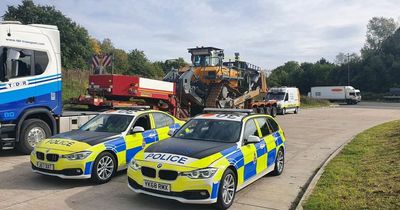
91;151;117;184
271;107;277;118
294;107;299;114
215;168;237;210
18;119;51;154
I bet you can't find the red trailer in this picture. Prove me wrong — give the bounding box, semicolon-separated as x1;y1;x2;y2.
71;74;189;118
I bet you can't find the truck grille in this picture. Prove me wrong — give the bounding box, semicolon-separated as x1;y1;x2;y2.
36;152;45;160
141;166;156;178
46;154;59;162
159;170;178;181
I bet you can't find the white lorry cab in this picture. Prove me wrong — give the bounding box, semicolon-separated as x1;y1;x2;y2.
310;86;361;105
266;87;300;115
0;21;95;154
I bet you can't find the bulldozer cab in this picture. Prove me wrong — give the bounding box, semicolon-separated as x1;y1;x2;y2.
189;47;223;67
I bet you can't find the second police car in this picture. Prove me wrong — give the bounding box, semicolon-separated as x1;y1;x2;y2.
30;108;184;183
127;108;286;209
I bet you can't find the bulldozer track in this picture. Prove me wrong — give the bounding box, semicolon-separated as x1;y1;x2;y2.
206;83;224;108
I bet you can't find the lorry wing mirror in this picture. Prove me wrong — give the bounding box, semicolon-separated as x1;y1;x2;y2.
7;49;20;60
130;126;145;134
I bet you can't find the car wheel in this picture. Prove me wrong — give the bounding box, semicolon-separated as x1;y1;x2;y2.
281;108;286;115
216;168;237;210
270;106;277;118
294;107;299;114
91;151;117;184
271;148;284;176
18;119;51;154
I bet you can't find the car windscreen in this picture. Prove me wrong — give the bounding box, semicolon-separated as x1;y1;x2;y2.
173;119;242;143
80;114;133;133
266;92;285;100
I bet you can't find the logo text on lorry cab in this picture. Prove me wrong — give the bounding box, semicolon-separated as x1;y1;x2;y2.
144;153;189;164
45;139;75;147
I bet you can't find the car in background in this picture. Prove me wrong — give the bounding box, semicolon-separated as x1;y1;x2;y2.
127;108;286;209
30;108;184;183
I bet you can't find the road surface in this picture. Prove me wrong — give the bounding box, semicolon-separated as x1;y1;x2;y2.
1;104;399;210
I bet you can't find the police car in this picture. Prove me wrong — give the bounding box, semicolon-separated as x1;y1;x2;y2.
30;108;184;183
127;108;286;209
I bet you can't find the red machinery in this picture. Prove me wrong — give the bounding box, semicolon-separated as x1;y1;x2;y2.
71;74;188;118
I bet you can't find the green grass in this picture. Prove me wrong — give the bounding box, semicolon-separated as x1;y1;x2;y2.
62;70;89;104
303;120;400;210
301;96;331;108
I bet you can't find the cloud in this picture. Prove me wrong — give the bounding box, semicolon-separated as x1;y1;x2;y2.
1;0;399;69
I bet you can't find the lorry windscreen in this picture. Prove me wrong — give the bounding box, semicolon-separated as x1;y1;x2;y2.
266;92;285;101
80;114;133;133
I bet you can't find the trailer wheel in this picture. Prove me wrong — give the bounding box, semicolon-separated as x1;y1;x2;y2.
265;106;271;115
18;119;51;154
257;107;265;114
252;107;258;113
270;106;277;118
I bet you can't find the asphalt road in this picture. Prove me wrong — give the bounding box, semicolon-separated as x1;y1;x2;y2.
1;103;399;210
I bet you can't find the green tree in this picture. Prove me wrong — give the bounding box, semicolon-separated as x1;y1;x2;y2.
363;17;398;52
2;0;94;69
127;49;164;78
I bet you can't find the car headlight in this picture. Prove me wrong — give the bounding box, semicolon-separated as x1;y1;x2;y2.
61;151;92;160
180;167;218;179
129;158;141;170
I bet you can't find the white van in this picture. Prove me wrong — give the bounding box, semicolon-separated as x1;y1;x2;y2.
266;87;300;115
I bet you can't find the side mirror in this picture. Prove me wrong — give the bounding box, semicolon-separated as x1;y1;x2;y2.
246;135;261;144
130;126;145;134
168;129;176;136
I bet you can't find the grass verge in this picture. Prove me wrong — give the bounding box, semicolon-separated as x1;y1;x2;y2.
301;96;331;109
62;70;89;104
303;120;400;210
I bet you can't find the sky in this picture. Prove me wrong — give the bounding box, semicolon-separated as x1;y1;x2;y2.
1;0;399;69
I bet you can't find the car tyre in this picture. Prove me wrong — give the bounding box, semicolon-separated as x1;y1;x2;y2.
294;107;299;114
91;151;117;184
215;168;237;210
271;148;284;176
281;108;286;115
18;119;51;154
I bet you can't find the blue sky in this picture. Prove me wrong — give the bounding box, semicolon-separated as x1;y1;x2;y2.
1;0;399;69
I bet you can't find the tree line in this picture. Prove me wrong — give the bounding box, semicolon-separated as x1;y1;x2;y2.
268;17;400;94
2;0;187;79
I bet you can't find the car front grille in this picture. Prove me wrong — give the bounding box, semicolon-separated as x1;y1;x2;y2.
159;170;178;181
36;152;45;160
46;154;59;162
141;166;156;178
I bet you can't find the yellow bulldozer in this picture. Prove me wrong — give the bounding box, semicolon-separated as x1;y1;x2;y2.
164;46;272;115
